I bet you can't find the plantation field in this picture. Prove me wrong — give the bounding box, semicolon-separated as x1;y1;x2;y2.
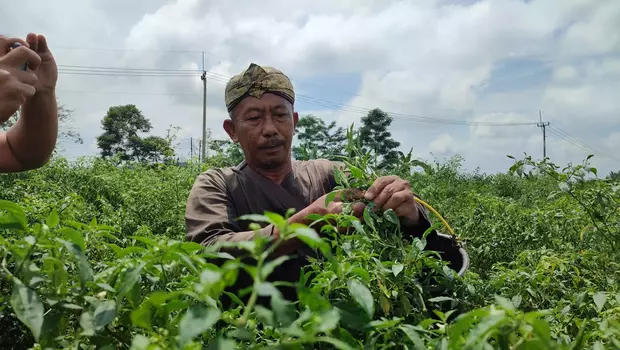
1;153;619;349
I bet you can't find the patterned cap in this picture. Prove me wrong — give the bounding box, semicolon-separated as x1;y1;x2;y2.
225;63;295;112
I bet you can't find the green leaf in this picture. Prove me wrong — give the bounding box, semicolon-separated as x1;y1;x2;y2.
593;292;607;312
429;296;454;303
392;263;404;277
238;214;272;224
383;209;399;225
58;227;86;252
294;227;326;252
400;325;426;349
57;238;93;288
318;308;341;333
334;167;349;187
79;311;96;336
344;162;365;181
559;182;570;192
131;301;153;329
494;295;515;311
347;279;374;318
118;262;145;298
261;255;291;280
178;306;221;346
272;293;297;327
205;337;237;350
45;209;60;228
325;191;338;207
264;211;286;227
11;278;44;342
93;300;117;330
464;312;509;347
0;200;28;230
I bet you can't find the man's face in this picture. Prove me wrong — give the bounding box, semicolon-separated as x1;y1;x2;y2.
224;93;298;170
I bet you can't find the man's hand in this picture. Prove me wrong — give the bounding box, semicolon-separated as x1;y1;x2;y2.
0;33;58;173
0;36;42;122
24;33;57;94
364;175;421;227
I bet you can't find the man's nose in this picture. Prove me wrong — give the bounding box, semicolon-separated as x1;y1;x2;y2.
261;115;278;136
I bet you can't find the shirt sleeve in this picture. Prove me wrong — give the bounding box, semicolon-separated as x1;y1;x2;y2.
185;169;273;246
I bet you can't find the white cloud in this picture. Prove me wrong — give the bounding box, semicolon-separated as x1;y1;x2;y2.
429;134;456;155
3;0;619;173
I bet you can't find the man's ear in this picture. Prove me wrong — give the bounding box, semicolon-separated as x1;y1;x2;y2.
293;111;299;134
223;119;238;142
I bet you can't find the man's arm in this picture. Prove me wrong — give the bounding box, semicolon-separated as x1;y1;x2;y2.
185;170;307;256
1;92;58;172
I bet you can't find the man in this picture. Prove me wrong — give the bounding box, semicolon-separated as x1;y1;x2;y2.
0;33;58;173
185;63;456;303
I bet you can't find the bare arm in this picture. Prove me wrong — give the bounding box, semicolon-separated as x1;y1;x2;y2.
2;91;58;172
0;33;58;173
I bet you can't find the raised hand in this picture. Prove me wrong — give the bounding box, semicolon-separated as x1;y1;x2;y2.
0;36;42;122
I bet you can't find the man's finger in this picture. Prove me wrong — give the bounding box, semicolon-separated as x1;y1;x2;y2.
15;81;36;99
26;33;38;53
351;202;366;218
382;190;411;211
0;37;29;56
11;69;38;86
1;46;41;69
36;34;50;54
371;181;408;209
365;176;398;201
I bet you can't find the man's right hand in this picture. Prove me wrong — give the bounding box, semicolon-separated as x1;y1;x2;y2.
0;36;42;122
285;189;366;237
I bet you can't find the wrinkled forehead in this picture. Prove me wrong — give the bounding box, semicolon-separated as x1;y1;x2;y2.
233;93;293;115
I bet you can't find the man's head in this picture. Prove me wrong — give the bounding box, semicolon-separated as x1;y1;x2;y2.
223;63;299;170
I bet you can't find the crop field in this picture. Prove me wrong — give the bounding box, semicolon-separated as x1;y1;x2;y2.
0;149;619;349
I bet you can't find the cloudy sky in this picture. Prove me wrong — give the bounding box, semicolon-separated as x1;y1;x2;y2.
3;0;619;175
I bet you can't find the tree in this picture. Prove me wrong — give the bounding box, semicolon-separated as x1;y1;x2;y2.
358;108;401;169
293;115;346;161
96;104;173;163
208;139;244;167
130;135;175;163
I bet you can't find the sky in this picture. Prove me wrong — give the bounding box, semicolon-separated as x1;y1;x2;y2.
2;0;620;175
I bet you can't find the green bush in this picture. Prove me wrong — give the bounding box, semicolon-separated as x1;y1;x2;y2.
0;151;618;349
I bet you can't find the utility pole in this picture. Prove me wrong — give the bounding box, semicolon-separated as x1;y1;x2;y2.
537;110;549;159
201;51;207;163
190;137;193;160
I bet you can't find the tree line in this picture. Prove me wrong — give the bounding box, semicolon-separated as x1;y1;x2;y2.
4;101;618;179
88;103;403;169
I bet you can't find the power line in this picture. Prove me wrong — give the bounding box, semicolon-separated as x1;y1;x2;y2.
547;124;620;163
56;64;540;127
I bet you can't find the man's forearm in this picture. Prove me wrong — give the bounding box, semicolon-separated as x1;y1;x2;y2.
6;90;58;169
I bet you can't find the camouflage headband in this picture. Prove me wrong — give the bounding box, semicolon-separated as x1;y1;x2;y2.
225;63;295;112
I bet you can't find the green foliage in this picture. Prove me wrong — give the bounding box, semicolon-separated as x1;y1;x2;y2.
293;115;346;161
1;135;619;348
96;104;175;163
358;108;401;170
209;139;245;167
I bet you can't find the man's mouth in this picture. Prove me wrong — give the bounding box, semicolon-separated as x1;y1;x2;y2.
260;141;285;150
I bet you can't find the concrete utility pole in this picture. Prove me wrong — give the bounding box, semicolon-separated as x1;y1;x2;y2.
201;51;207;163
537;110;550;158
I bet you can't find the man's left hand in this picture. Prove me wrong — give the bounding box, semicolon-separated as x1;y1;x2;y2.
364;175;420;227
25;33;57;94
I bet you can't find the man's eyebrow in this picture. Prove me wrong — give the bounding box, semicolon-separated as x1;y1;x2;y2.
271;104;289;111
242;106;263;115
